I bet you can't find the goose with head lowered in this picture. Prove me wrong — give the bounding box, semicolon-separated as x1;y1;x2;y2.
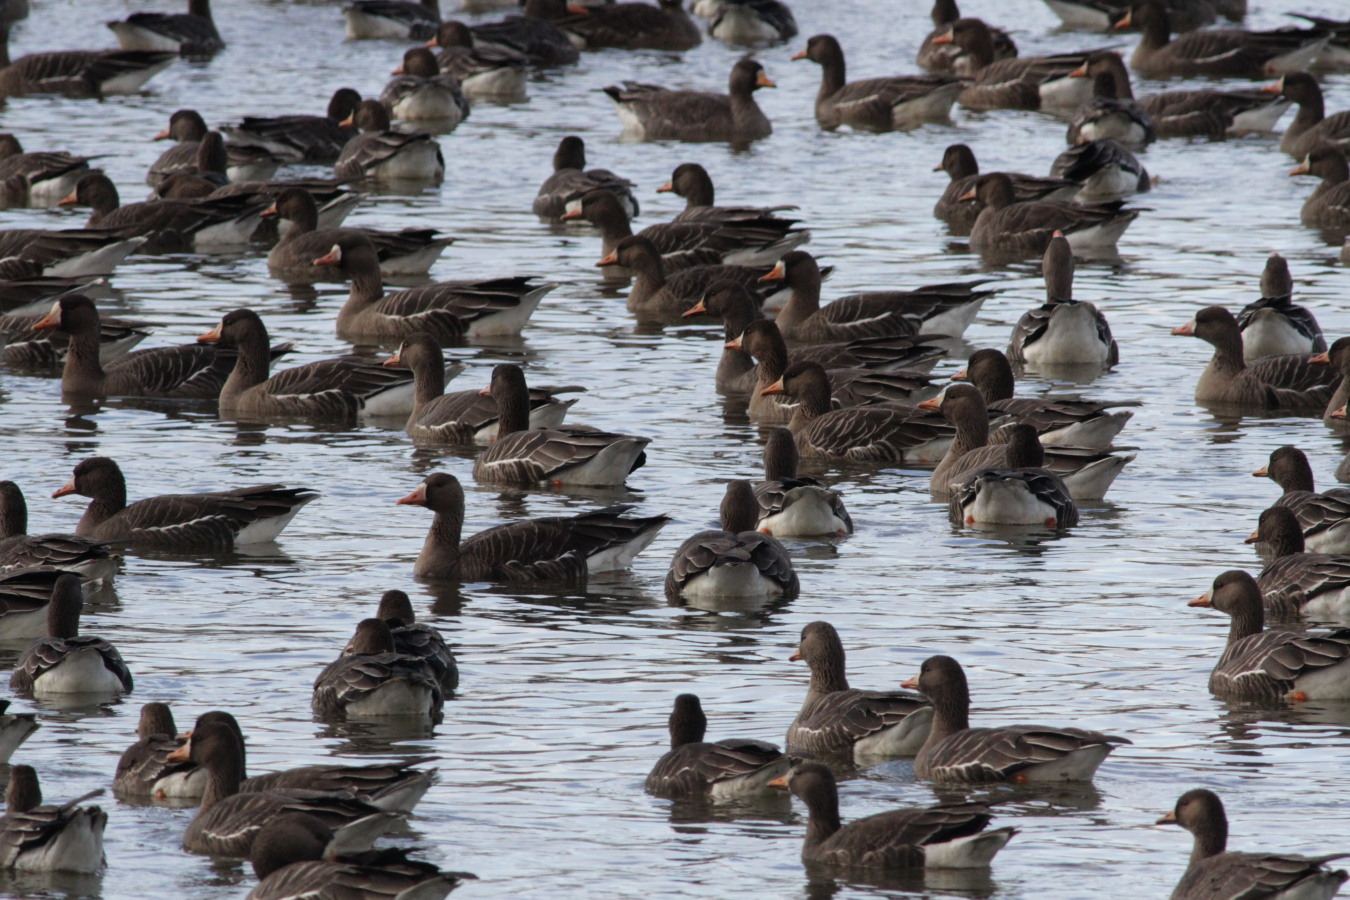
752;427;852;537
0;22;174;99
533;135;636;222
9;574;132;698
707;0;797;46
0;134;96;209
0;765;105;873
604;56;774;144
381;47;470;127
646;693;788;799
1008;233;1118;369
1254;446;1350;555
398;471;667;581
945;424;1080;528
0;480;117;585
0;228;146;278
1050;137;1150;203
657;162;794;225
313;619;444;722
933;144;1081;236
598;235;780;320
665;480;798;603
1237;252;1324;361
1248;505;1350;622
335;100;444;183
968;174;1140;262
1137;81;1291;141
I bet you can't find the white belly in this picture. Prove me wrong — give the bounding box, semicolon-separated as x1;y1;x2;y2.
1024;305;1111;367
961;479;1061;527
852;706;933;760
345;679;437;718
681;562;783;600
32;648;126;696
370;143;444;181
13;809;105;873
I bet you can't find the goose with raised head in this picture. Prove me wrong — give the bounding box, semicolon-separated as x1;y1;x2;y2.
314;620;444;722
929;18;1100;111
707;0;797;46
0;304;151;372
266;188;452;278
1050;137;1150;203
343;0;439;40
918;0;1015;74
0;134;95;208
398;471;667;580
0;22;174;98
1249;505;1350;621
0;766;105;872
905;655;1128;783
932;144;1080;235
558;0;701;51
381;47;469;125
945;424;1081;526
1271;72;1350;160
468;0;580;67
373;589;457;692
335;100;444;182
107;0;223;57
752;427;852;537
1065;52;1154;149
657;162;793;225
598;235;778;319
786;621;933;760
604;57;774;144
1237;253;1324;360
534;136;636;221
0;481;116;585
664;480;798;603
1290;145;1350;236
646;694;788;799
9;574;132;697
221;88;360;164
968;174;1140;262
1255;446;1350;555
426;21;527;101
114;703;199;800
147;110;280;186
53;456;317;550
1009;234;1118;368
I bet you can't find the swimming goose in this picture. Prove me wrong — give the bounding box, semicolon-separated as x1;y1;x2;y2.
932;144;1080;236
174;717;401;857
658;162;794;225
426;22;527;101
0;229;146;277
0;569;100;640
0;258;104;308
374;589;457;692
1050;137;1150;203
54;456;317;550
1237;253;1324;360
221;88;361;165
0;766;105;873
945;424;1081;526
1255;446;1350;555
1117;0;1327;80
398;471;667;579
0;303;143;371
762;362;954;463
534;136;637;221
107;0;224;57
968;174;1139;262
665;480;798;603
599;235;777;319
1160;789;1349;900
9;574;132;697
1043;0;1222;31
646;694;788;799
0;700;36;764
0;23;175;98
1318;337;1350;432
266;189;451;279
1290;145;1350;236
468;0;580;67
386;335;577;444
314;619;444;722
558;0;701;51
114;703;199;800
1172;306;1337;411
61;172;267;253
708;0;797;46
1009;233;1118;368
786;621;933;760
1065;52;1155;149
752;427;853;537
770;763;1016;869
0;481;116;585
918;0;1015;74
473;364;652;487
0;134;95;208
930;19;1100;111
604;56;774;144
343;0;439;40
1138;83;1290;140
147;110;280;186
1249;505;1350;620
905;654;1128;783
1271;72;1350;160
382;47;470;126
335;100;444;182
794;33;963;132
1192;570;1350;703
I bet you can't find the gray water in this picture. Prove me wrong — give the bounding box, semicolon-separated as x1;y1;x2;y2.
1;0;1350;897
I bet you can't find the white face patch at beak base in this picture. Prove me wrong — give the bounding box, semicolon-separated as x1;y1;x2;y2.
563;197;583;217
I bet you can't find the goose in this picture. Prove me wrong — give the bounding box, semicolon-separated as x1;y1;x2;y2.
1249;505;1350;620
315;234;551;341
60;172;267;252
598;235;778;319
604;56;773;144
114;702;200;800
173;716;401;857
1049;137;1150;203
657;162;794;225
314;619;443;721
1172;306;1337;411
1191;570;1350;703
334;100;444;182
793;33;963;132
397;471;667;579
770;763;1016;869
664;480;798;602
753;427;853;537
953;348;1137;449
384;334;579;444
107;0;224;57
381;47;470;126
147;110;281;186
557;0;701;51
1043;0;1222;31
247;813;473;900
904;654;1128;783
786;621;933;760
9;574;132;697
468;0;580;67
1160;789;1348;900
1008;233;1118;368
0;302;144;372
533;136;637;221
1289;145;1350;236
929;19;1100;112
53;456;317;550
0;569;102;640
0;700;36;764
918;0;1015;74
0;229;146;277
968;174;1140;262
1317;337;1350;431
343;0;439;40
1255;446;1350;555
932;144;1080;236
373;589;457;692
645;694;788;799
265;189;452;279
1065;52;1155;149
1270;72;1350;160
220;88;361;165
426;21;527;101
0;766;105;873
0;258;105;307
0;22;175;98
0;481;117;585
708;0;797;46
1138;84;1291;140
0;134;95;208
1237;253;1324;360
945;424;1081;527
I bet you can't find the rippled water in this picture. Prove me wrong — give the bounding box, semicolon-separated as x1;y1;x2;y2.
3;0;1350;897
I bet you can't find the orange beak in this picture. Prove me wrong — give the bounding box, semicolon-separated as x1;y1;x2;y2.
1113;8;1133;28
656;180;673;193
1333;405;1349;420
313;248;341;267
958;187;978;201
683;299;708;317
1243;528;1260;544
339;113;355;127
917;397;942;411
33;309;60;331
57;191;78;207
767;773;789;789
478;385;493;397
1310;351;1330;365
52;477;77;499
761;260;785;282
951;368;969;381
1290;159;1311;176
423;36;438;48
931;28;953;45
1052;229;1065;238
153;128;171;141
198;323;222;344
566;2;589;12
900;675;919;689
1171;322;1194;336
396;485;427;506
788;649;801;661
392;64;404;75
260;202;278;219
1156;810;1177;825
756;71;776;89
725;334;744;350
1252;466;1268;477
382;352;402;368
595;251;618;267
1068;62;1088;78
791;48;808;60
761;378;786;396
1188;592;1212;608
560;208;583;221
1261;78;1284;94
165;738;191;763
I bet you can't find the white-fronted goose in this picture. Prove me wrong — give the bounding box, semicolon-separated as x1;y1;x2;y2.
0;481;116;585
1192;570;1350;702
753;427;852;537
61;172;267;253
1255;446;1350;555
1318;337;1350;431
658;162;793;225
1272;72;1350;159
398;472;667;579
918;0;1015;74
905;654;1128;783
604;57;773;144
0;229;145;277
0;23;174;98
968;174;1140;262
1290;145;1350;236
1118;0;1327;80
1172;306;1337;411
1237;253;1324;360
646;694;788;799
313;619;444;721
174;716;400;857
107;0;224;57
54;456;317;550
1065;52;1155;149
374;589;457;692
334;100;444;182
708;0;797;46
931;19;1099;111
1250;505;1350;620
945;424;1081;526
794;33;963;132
473;364;651;487
382;47;469;125
343;0;439;40
0;134;95;208
770;763;1015;869
221;88;361;165
932;144;1080;236
786;621;932;760
114;702;200;800
665;480;798;602
1008;233;1119;367
147;110;281;186
558;0;700;51
427;21;526;101
1045;0;1225;31
1138;84;1290;140
1050;137;1150;203
266;189;451;278
9;574;132;697
0;766;105;872
0;700;36;764
534;136;637;221
469;0;580;67
599;235;778;319
1160;789;1349;900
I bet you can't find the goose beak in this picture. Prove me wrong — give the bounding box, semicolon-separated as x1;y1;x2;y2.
478;386;493;397
260;202;278;219
1188;592;1212;608
683;299;708;317
57;191;77;207
958;187;977;201
312;247;341;267
767;773;789;789
656;180;673;193
1113;9;1133;28
761;377;786;396
725;334;744;350
566;2;590;12
396;485;428;506
152;128;171;141
1243;528;1260;544
52;477;77;499
165;738;191;763
595;251;619;267
423;36;438;47
1309;351;1330;365
198;323;222;344
791;48;808;60
756;72;776;89
382;353;402;368
900;675;919;689
1068;62;1088;77
1261;78;1284;94
1156;810;1177;825
1289;159;1311;176
339;113;355;127
1333;405;1349;420
560;207;583;221
931;28;953;44
33;307;60;331
1171;321;1194;336
951;368;969;381
392;64;404;74
1252;466;1268;477
788;649;801;661
917;397;942;411
761;260;785;282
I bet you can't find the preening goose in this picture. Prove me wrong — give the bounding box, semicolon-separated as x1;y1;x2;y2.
664;480;798;603
266;188;452;278
313;619;444;722
1249;505;1350;621
9;574;132;698
645;694;788;799
0;22;174;98
1237;253;1325;360
381;47;470;126
426;21;528;102
0;700;36;764
221;88;361;165
0;228;146;278
106;0;224;57
1049;137;1150;203
604;56;774;144
752;427;853;537
334;100;444;182
533;136;637;222
0;766;105;873
1008;233;1118;368
114;703;199;800
0;481;117;585
1255;446;1350;555
932;143;1080;236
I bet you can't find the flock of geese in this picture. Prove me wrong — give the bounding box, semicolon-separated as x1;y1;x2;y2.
0;0;1348;897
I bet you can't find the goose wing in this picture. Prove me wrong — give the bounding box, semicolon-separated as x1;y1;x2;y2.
1176;851;1350;900
475;427;649;484
923;725;1127;782
646;739;784;795
1257;553;1350;614
800;406;952;461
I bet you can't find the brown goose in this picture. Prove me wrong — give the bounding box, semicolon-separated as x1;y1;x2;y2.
1137;83;1291;140
645;694;788;799
770;763;1015;869
1248;505;1350;621
945;424;1080;527
0;228;146;278
0;303;150;373
0;23;174;98
1191;570;1350;703
1050;137;1150;203
114;703;199;800
317;234;552;342
1237;253;1324;361
968;174;1140;262
0;481;116;585
664;480;798;603
1065;52;1155;149
384;334;578;444
1272;72;1350;160
106;0;224;57
60;172;267;253
1317;336;1350;431
147;110;280;186
930;18;1099;111
533;136;637;222
793;33;963;132
657;162;794;225
1290;145;1350;236
373;589;457;692
381;47;470;126
706;0;797;46
558;0;701;51
473;364;651;487
53;456;317;550
1159;790;1348;900
0;701;36;765
752;427;852;537
468;0;580;67
1008;233;1118;368
918;0;1015;75
1255;446;1350;555
0;134;94;208
604;56;774;144
221;88;361;165
599;235;777;319
426;21;528;102
9;574;132;697
344;0;439;40
1171;306;1338;411
932;144;1080;236
265;189;452;278
786;621;932;760
905;654;1128;783
396;471;667;580
0;766;106;873
334;100;444;182
313;619;443;722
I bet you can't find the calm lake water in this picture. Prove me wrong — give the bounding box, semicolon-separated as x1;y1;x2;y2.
2;0;1350;897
